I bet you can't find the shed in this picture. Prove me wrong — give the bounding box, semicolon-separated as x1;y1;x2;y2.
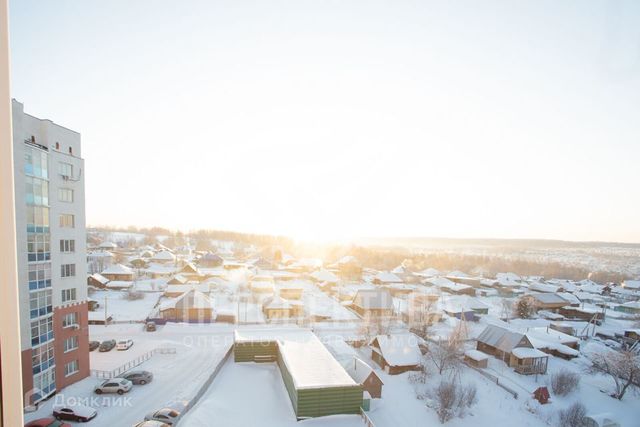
464;350;489;368
233;329;363;419
100;264;134;281
88;273;109;289
370;334;422;374
341;357;384;398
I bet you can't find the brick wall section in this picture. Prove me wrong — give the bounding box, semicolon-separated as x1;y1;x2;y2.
53;301;90;390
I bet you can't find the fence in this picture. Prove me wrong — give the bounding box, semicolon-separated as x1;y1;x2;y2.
466;364;519;399
360;407;376;427
175;345;233;425
90;347;177;379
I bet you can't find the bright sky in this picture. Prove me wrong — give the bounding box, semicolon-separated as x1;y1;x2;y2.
9;1;640;243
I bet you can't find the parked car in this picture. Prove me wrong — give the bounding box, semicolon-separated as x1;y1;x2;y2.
144;408;180;425
145;321;157;332
94;378;133;395
25;418;71;427
89;341;100;351
52;405;97;423
117;339;134;350
123;370;153;385
133;421;170;427
99;339;116;352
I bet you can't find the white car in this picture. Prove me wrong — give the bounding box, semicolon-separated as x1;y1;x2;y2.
133;421;170;427
94;378;133;395
117;339;134;350
144;408;180;425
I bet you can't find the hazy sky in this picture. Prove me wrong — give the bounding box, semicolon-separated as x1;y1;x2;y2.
9;1;640;243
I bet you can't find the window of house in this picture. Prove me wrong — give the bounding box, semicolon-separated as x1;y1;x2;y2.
62;312;78;328
58;162;73;178
55;142;59;150
64;360;79;377
68;146;73;155
58;188;74;203
61;288;76;303
59;214;75;228
60;239;75;253
29;290;52;319
63;336;78;353
61;264;75;278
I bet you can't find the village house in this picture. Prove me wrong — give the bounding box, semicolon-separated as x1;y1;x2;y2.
341;357;384;398
87;272;110;289
159;289;215;323
370;333;422;374
351;289;394;317
262;295;304;320
526;293;572;312
100;263;135;281
151;249;177;264
475;325;548;375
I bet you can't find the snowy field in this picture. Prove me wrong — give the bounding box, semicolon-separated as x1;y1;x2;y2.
90;290;162;322
179;359;363;427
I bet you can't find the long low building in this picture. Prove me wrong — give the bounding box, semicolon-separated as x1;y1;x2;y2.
234;328;363;419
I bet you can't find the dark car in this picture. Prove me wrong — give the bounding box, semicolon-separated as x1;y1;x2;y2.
25;418;71;427
123;370;154;385
145;321;157;332
52;405;97;423
89;341;100;351
99;339;116;352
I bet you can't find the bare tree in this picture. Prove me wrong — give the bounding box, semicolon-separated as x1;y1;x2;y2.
514;296;534;319
550;369;580;396
558;402;587;427
588;350;640;400
430;380;477;423
429;330;464;375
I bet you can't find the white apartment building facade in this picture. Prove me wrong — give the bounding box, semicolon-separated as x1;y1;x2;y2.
11;100;89;405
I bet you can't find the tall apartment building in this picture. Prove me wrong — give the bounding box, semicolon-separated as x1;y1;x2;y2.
11;99;89;405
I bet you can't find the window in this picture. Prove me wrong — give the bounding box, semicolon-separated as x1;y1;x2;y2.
68;146;73;155
28;263;52;290
25;176;49;206
58;188;74;203
29;290;52;319
61;264;76;278
30;317;54;346
59;214;75;228
63;336;78;353
55;142;59;150
31;342;55;375
32;362;56;397
27;233;50;262
64;360;78;377
62;312;78;328
61;288;77;303
58;162;73;178
24;145;48;179
26;206;50;232
60;239;75;253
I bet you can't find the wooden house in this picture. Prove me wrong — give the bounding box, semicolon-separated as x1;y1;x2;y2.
341;357;384;398
159;289;214;323
100;264;134;282
351;289;394;317
370;334;422;375
464;350;489;368
475;325;548;375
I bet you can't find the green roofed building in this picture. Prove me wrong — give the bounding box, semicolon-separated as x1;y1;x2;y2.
234;328;363;419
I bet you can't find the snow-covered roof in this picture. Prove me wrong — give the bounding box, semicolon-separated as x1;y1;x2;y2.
371;334;422;367
511;347;548;359
152;250;176;262
415;267;441;278
101;263;133;275
374;271;403;283
622;280;640;290
234;328;357;390
464;349;489;361
442;295;488;313
264;295;292;310
528;282;560;293
496;272;521;282
98;241;118;249
352;289;394;310
161;289;213;311
310;269;339;283
105;280;133;289
529;292;570;305
447;270;468;278
89;273;109;285
557;292;580;305
341;357;381;384
476;325;527;353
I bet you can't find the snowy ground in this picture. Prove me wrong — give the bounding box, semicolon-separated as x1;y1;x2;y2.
179;359;363;427
89;290;162;322
25;323;234;426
